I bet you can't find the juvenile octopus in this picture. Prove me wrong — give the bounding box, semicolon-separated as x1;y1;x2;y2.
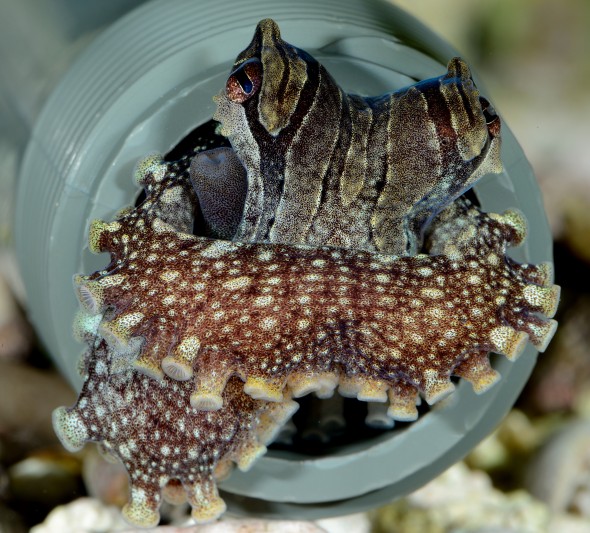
52;19;558;528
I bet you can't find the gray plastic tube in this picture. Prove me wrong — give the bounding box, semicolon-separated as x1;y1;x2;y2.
15;0;552;520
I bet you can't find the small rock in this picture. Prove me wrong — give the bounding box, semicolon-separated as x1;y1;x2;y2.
526;420;590;517
373;462;550;533
31;499;330;533
316;512;371;533
30;497;129;533
8;450;82;506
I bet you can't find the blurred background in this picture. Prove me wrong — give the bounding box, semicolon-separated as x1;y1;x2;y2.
0;0;589;531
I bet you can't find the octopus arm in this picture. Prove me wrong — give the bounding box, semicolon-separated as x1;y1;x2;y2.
53;339;298;527
73;157;559;421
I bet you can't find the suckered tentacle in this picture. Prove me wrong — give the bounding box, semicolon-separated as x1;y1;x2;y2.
74;161;559;420
53;339;291;528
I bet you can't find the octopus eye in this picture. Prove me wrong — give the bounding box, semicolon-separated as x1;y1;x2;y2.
226;58;262;104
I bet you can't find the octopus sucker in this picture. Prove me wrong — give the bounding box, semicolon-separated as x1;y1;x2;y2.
488;209;527;245
522;284;561;318
488;327;529;361
161;355;194;381
243;375;285;402
288;370;340;399
366;402;396;429
161;480;187;505
73;276;104;314
190;363;234;411
520;316;559;353
133;351;166;381
420;373;457;406
453;350;501;394
313;372;341;399
52;407;89;453
523;261;554;287
161;336;201;381
134;153;168;185
387;381;420;422
213;459;234;482
98;313;144;352
185;480;227;525
72;309;103;346
338;374;389;402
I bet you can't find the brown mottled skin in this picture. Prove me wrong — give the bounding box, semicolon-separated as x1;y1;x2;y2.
57;153;559;528
76;156;558;415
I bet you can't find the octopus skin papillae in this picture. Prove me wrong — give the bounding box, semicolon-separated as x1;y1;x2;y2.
52;19;560;529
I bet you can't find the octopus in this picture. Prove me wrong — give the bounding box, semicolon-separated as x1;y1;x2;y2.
53;19;559;528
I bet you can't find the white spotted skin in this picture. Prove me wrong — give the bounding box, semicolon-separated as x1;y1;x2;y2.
52;407;89;452
56;133;560;530
53;340;292;527
76;158;559;414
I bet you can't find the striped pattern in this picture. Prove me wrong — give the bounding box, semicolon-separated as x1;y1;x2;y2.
214;19;502;255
